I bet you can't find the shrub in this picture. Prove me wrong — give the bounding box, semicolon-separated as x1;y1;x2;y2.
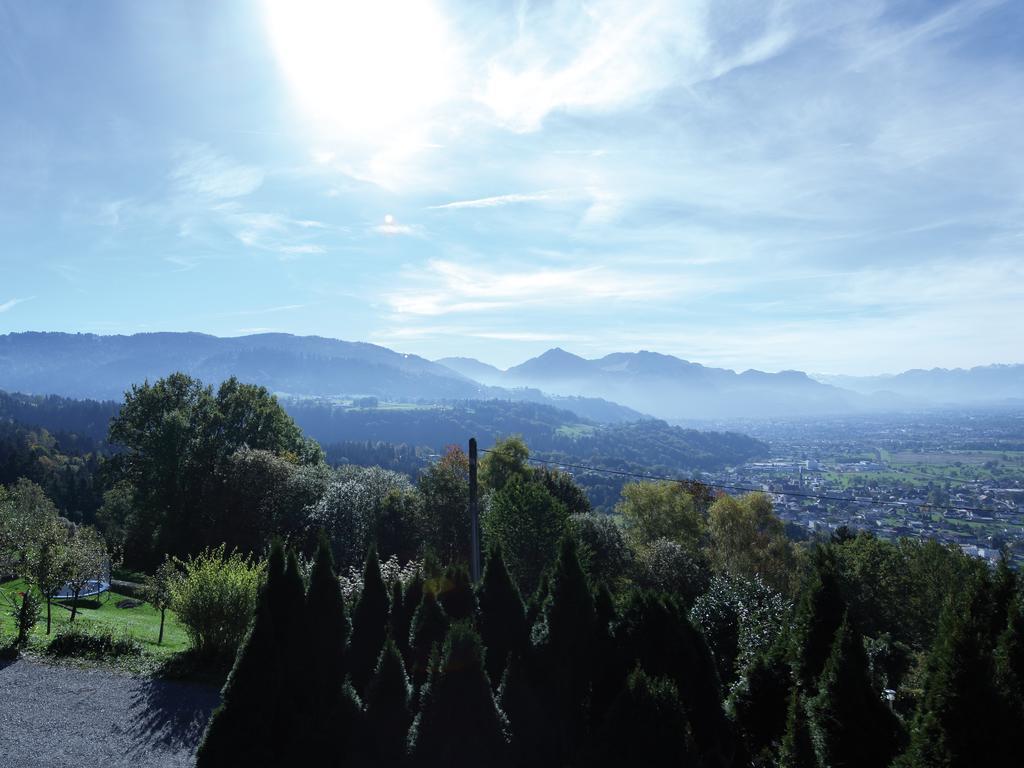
10;589;41;647
171;545;265;659
47;623;141;658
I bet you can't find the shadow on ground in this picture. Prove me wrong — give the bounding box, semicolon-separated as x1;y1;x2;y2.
128;676;221;752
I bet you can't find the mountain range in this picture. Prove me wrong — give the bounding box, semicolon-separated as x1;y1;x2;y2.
0;332;1020;422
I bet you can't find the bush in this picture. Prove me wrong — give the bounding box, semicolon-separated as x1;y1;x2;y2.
171;545;265;659
8;589;41;647
48;623;141;658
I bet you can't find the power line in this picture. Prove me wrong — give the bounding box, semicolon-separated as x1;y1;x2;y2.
479;447;1007;517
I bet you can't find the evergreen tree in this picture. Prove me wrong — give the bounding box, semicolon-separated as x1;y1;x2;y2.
408;623;510;768
899;576;1002;768
530;536;596;765
477;543;528;688
198;542;296;767
395;568;424;663
729;636;792;762
792;547;846;692
596;665;690;768
409;588;449;688
779;689;816;768
365;638;414;766
588;582;620;728
300;535;354;763
613;590;732;767
498;649;546;767
348;546;390;696
806;613;900;768
995;594;1024;734
437;562;476;621
525;571;549;629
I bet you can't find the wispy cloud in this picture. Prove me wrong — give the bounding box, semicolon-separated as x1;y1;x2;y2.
170;144;264;200
428;192;556;210
0;296;33;313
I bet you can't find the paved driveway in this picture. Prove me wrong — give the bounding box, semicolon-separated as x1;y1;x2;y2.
0;658;219;768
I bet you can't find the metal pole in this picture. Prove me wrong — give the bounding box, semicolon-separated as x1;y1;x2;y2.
469;437;480;583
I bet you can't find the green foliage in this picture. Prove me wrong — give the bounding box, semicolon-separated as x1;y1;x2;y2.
690;573;790;689
107;373;313;568
64;525;108;623
479;435;530;492
779;689;816;768
169;545;265;659
436;563;476;621
535;467;591;516
728;637;792;763
566;512;632;588
616;480;703;552
408;623;510;768
144;556;180;645
482;475;568;594
530;536;596;764
791;547;846;692
596;665;691;767
636;536;710;607
707;492;797;595
806;613;901;768
348;546;390;695
10;587;41;647
364;638;413;765
416;446;470;564
47;622;141;659
477;543;528;688
409;589;449;688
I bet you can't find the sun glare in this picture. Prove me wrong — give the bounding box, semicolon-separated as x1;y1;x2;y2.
263;0;456;142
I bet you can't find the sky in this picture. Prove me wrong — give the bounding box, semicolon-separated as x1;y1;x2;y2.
1;0;1022;375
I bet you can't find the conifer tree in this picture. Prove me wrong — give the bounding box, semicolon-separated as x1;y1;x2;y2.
995;594;1024;733
300;535;354;763
525;571;549;629
365;638;414;766
791;547;845;692
437;562;476;621
614;590;732;767
596;665;691;768
408;623;510;768
198;542;295;767
394;569;424;663
806;613;900;768
588;582;621;732
729;636;792;762
530;536;596;764
477;543;528;687
899;576;1002;768
498;649;546;767
348;546;390;696
779;689;816;768
409;588;449;688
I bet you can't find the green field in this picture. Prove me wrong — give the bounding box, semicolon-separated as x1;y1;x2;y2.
0;578;188;656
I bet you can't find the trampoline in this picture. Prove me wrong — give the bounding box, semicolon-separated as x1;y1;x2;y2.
52;579;111;600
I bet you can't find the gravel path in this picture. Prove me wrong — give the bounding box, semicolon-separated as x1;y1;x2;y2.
0;658;220;768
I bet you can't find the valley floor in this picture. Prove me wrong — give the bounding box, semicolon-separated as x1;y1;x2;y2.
0;658;218;768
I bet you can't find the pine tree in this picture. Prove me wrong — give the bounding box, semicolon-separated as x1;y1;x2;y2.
437;562;476;621
530;536;596;765
364;638;414;766
477;543;528;688
300;535;355;763
348;546;390;696
995;595;1024;732
499;649;546;767
596;665;691;768
525;571;549;629
408;623;510;768
409;588;449;688
198;542;296;767
779;689;816;768
806;613;900;768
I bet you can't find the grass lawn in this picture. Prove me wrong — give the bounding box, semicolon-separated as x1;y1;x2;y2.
0;578;189;657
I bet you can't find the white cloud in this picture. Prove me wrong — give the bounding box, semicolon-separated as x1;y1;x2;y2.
428;192;556;210
386;259;680;316
0;296;33;313
170;144;264;199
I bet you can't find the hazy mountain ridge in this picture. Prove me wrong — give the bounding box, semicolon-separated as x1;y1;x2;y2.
814;364;1024;404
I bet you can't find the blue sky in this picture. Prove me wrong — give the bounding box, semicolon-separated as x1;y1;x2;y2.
1;0;1022;374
